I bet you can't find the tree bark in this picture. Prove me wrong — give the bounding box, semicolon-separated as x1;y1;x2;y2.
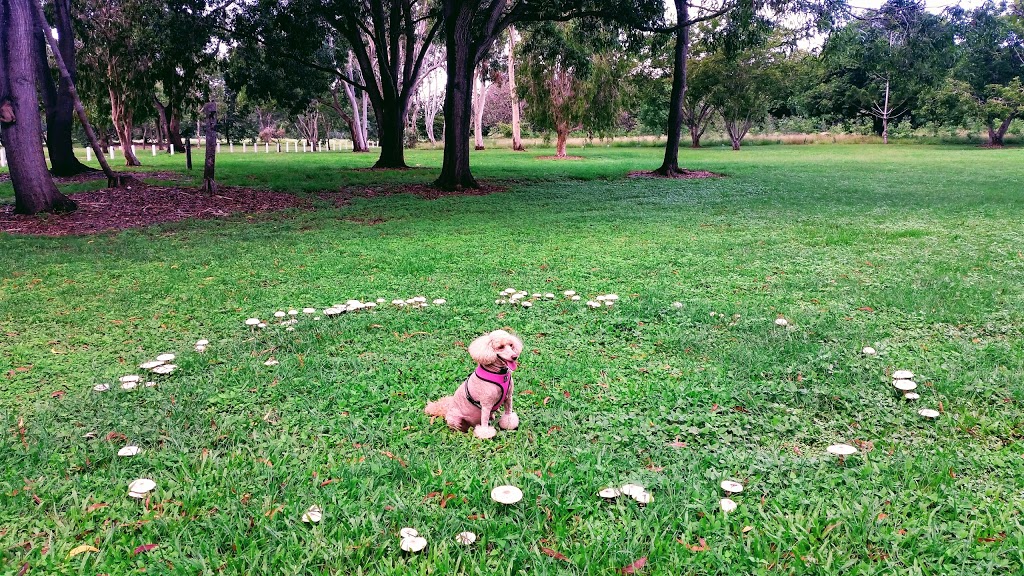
472;67;492;150
31;0;94;176
655;0;690;176
987;115;1013;146
435;3;480;190
1;0;76;214
555;125;568;158
406;101;419;148
167;107;185;150
109;85;141;166
202;101;216;195
508;25;524;151
373;99;408;168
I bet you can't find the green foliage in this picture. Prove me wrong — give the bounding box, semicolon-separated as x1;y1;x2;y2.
1;145;1024;573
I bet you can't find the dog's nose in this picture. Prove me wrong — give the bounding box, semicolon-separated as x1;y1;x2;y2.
510;355;519;361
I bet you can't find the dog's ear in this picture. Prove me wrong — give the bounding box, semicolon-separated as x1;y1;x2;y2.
510;334;524;355
468;333;498;366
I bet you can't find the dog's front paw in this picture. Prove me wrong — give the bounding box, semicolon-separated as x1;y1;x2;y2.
473;425;497;440
498;411;519;430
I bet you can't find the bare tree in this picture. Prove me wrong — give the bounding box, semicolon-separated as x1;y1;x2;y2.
295;105;322;149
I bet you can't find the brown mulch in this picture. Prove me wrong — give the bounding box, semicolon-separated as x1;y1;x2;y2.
627;169;723;179
0;170;187;185
535;155;585;160
0;182;310;236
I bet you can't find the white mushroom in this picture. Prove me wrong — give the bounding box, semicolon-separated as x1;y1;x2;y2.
720;480;743;494
288;310;299;316
720;498;737;513
432;299;446;305
862;346;877;356
274;311;286;318
400;536;427;553
93;384;110;392
257;322;267;328
139;360;164;369
570;295;581;301
303;307;316;314
826;443;858;457
892;370;914;380
455;531;477;545
620;483;645;498
545;293;555;299
245;318;261;326
774;318;789;327
155;353;175;362
893;380;917;392
120;381;139;391
903;392;920;400
151;364;176;375
596;295;607;301
195;339;209;347
490;485;524;505
598;487;622;500
399;527;419;539
376;298;386;303
120;375;141;384
118;445;142;457
264;359;279;366
521;301;532;308
127;478;156;496
587;301;601;309
633;491;653;505
672;302;683;308
144;381;157;388
301;505;323;523
604;301;614;307
563;290;576;296
918;408;940;419
605;294;619;301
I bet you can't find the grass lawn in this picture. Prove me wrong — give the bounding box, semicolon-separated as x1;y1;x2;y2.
1;143;1023;574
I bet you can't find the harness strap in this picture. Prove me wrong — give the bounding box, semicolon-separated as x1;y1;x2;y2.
465;366;511;409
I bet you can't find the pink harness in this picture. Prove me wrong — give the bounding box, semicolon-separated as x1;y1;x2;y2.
466;364;515;409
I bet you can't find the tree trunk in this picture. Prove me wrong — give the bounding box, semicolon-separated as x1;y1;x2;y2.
153;97;169;150
372;99;408;168
987;115;1013;146
654;0;689;176
690;124;702;148
109;87;141;166
406;101;419;149
1;0;76;214
472;67;491;150
508;25;524;151
555;125;568;158
435;3;479;190
167;108;185;151
202;101;217;195
31;0;93;176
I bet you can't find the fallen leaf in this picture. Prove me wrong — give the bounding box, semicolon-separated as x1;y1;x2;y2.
85;503;108;513
977;533;1006;543
68;544;99;557
467;514;485;520
667;441;687;448
877;513;888;521
319;479;338;487
620;557;647;573
16;563;28;576
104;431;126;442
857;306;874;312
543;396;552;405
563;390;570;398
540;546;571;562
380;451;407;467
547;426;561;434
822;522;841;537
51;390;65;399
264;505;284;518
679;537;708;552
439;493;455;508
731;405;750;413
133;544;158;555
742;526;754;534
422;491;441;501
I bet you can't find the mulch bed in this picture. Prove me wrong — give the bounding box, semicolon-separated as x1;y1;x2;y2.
0;181;310;236
627;169;723;179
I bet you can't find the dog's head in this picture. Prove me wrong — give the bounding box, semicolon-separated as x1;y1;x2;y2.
468;330;523;372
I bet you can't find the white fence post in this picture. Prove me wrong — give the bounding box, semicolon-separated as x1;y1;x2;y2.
217;142;221;153
243;143;246;153
303;141;307;153
108;146;114;159
151;145;156;156
230;142;234;153
0;148;6;167
170;144;175;155
86;147;91;161
265;143;269;153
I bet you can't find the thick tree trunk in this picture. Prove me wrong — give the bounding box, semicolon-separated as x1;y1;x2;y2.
655;0;690;176
1;0;76;214
555;126;568;158
31;0;94;176
202;101;216;195
690;124;701;148
508;25;524;151
372;100;408;168
435;3;479;190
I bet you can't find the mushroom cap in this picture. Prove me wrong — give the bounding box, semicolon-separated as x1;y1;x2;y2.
245;318;261;326
257;323;267;328
605;294;619;301
303;308;316;313
720;480;744;494
432;299;446;305
144;381;157;388
399;527;419;538
400;536;427;553
620;483;645;498
151;364;176;375
139;360;164;369
491;485;524;504
570;295;581;301
274;311;286;318
563;290;576;296
288;310;299;315
918;408;940;419
774;318;789;326
862;346;877;355
720;498;738;513
903;392;920;400
120;381;139;391
263;359;278;366
633;491;653;505
155;353;175;362
93;384;110;392
893;379;917;391
301;505;323;523
893;370;914;380
119;375;141;383
545;293;555;299
598;487;622;499
521;301;532;308
455;531;477;545
195;339;209;346
672;302;683;308
826;443;858;456
118;445;141;457
128;478;156;494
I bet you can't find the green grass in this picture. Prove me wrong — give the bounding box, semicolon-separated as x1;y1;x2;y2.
1;144;1023;574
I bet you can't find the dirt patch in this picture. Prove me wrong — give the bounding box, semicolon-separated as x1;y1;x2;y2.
535;155;585;160
628;169;723;179
0;170;188;186
0;182;310;236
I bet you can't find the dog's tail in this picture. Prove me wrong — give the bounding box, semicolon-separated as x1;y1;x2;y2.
424;396;453;418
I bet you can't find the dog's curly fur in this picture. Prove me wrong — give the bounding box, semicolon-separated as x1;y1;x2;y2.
425;330;523;439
